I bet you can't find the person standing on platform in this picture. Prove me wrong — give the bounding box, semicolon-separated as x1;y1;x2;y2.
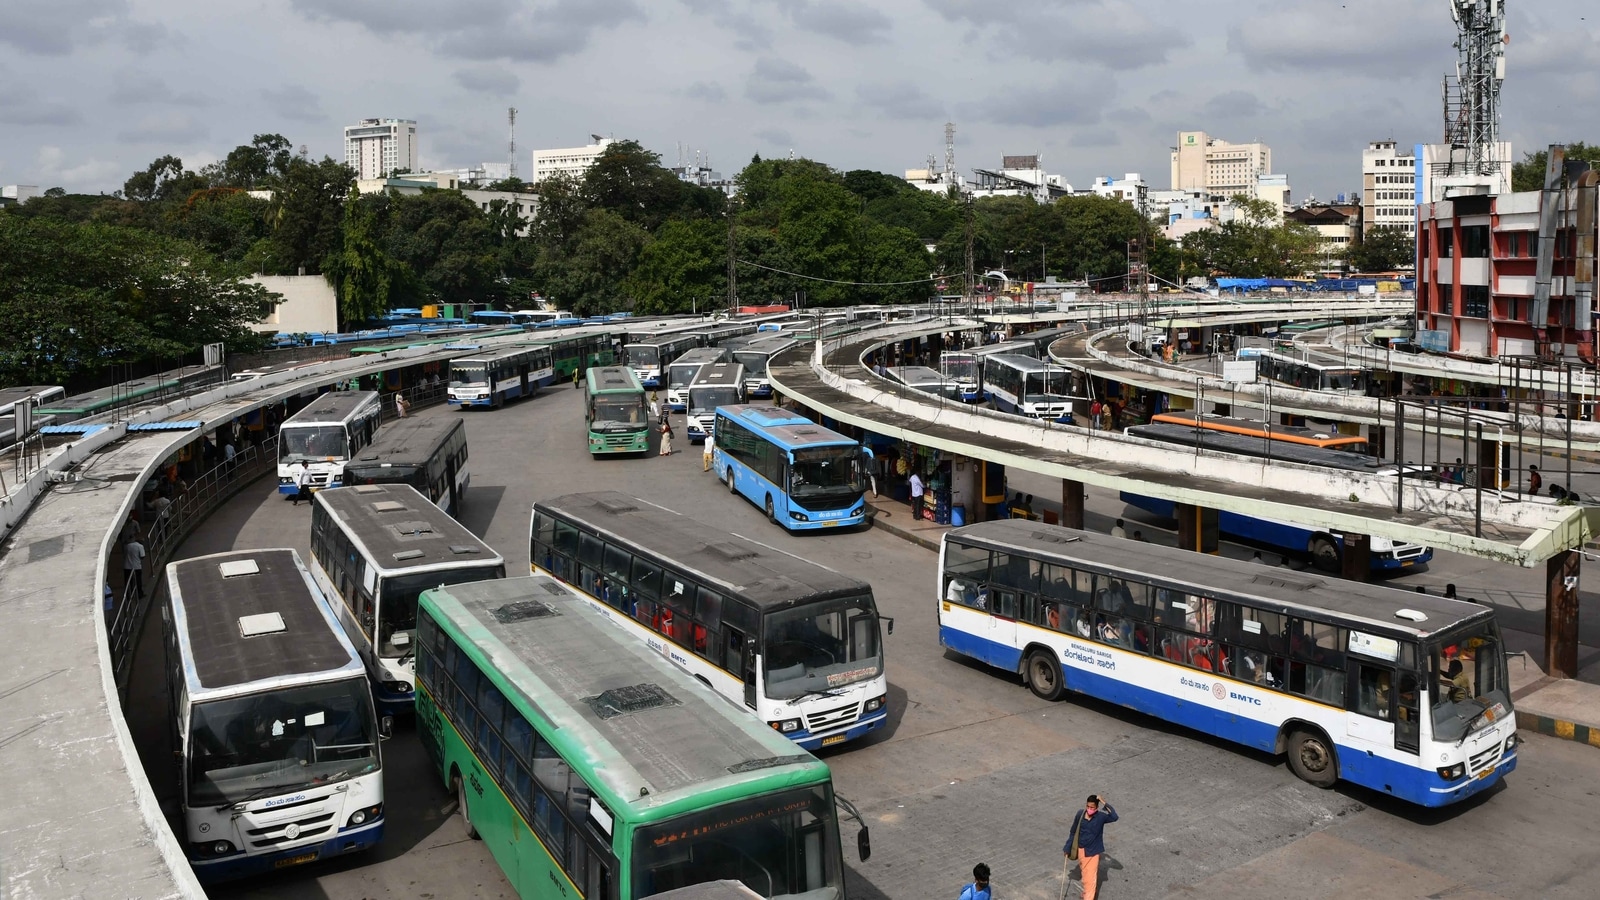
1110;518;1126;539
123;536;147;599
909;470;925;516
1063;794;1118;900
659;419;674;456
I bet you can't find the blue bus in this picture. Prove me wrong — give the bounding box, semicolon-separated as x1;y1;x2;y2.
712;405;873;531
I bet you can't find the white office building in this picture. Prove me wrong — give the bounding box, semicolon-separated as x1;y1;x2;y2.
531;136;615;183
344;118;418;180
1361;140;1419;238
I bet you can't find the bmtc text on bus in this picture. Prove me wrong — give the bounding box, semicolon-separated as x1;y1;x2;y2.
712;404;873;530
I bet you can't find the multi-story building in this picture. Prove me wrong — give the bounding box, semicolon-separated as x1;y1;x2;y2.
2;184;40;204
970;155;1071;202
1361;141;1419;238
352;174;538;235
1415;182;1597;359
1287;204;1362;275
344;118;418;180
1088;173;1146;202
530;136;615;184
1170;131;1273;196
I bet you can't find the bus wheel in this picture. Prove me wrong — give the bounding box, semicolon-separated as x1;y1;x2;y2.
455;775;480;839
1286;728;1338;788
1309;536;1341;573
1025;649;1065;701
764;496;776;522
727;470;737;494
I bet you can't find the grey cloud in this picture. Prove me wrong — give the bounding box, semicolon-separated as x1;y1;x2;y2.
746;58;830;104
291;0;641;62
790;1;892;46
1014;2;1190;70
754;127;796;147
1203;90;1266;120
107;72;212;107
969;77;1112;128
0;0;169;55
261;86;327;124
118;111;208;144
1069;129;1120;148
677;0;771;49
923;0;1089;25
1226;0;1450;77
0;94;83;127
454;68;521;96
855;82;945;120
684;81;728;101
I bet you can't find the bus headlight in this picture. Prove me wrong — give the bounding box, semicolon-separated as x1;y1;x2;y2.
381;680;411;695
193;840;236;857
347;804;382;828
863;694;886;713
1504;735;1519;753
768;718;802;733
790;511;809;522
1436;763;1465;781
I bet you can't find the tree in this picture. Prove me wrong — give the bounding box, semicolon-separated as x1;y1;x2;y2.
122;155;205;203
170;188;271;263
624;218;726;314
1347;227;1416;273
1511;142;1600;192
202;134;293;189
532;209;649;316
322;195;410;327
257;154;355;275
582;139;720;230
1181;197;1321;278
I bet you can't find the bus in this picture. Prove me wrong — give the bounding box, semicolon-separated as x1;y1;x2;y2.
448;344;554;409
0;384;65;419
936;521;1517;807
415;574;868;899
665;346;731;412
585;366;651;456
686;362;745;442
728;335;796;398
939;350;984;402
531;332;616;383
1149;412;1369;452
35;365;225;423
1258;349;1369;393
981;354;1075;420
713;405;873;530
159;549;385;882
277;390;384;496
883;365;961;400
625;333;703;389
530;491;890;751
341;417;471;515
310;483;506;712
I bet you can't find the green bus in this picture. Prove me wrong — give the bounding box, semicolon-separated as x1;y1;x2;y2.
584;366;650;456
529;333;616;382
414;576;866;899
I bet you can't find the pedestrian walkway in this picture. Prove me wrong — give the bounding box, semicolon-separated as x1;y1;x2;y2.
866;491;1600;754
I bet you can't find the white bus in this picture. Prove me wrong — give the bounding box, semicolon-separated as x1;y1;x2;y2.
531;491;893;751
276;390;383;496
980;353;1076;420
447;344;554;408
664;346;730;412
938;520;1517;807
310;483;505;713
159;549;385;883
685;361;745;442
728;334;795;398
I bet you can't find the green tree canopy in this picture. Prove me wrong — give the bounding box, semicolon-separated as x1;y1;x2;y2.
1181;197;1321;278
1347;228;1416;273
1511;143;1600;192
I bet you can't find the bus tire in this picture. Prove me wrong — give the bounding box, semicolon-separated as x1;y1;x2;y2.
1286;728;1338;788
455;774;480;840
1309;536;1341;573
1025;648;1065;701
727;470;737;495
764;496;776;522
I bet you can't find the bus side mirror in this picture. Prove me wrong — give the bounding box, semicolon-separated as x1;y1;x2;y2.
857;827;871;861
379;716;394;740
881;616;895;636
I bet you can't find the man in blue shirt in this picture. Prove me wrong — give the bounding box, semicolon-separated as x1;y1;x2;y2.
958;862;991;900
1063;794;1118;900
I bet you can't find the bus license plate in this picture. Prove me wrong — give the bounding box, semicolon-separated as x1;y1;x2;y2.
1401;560;1414;567
275;852;319;869
821;734;847;747
823;521;840;527
1476;767;1494;780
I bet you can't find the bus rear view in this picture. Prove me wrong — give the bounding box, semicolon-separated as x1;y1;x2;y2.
160;549;384;883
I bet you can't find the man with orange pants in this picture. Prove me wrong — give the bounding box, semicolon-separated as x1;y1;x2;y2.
1063;794;1118;900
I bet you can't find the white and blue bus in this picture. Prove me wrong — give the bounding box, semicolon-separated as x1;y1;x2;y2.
712;404;873;531
980;353;1076;421
277;390;384;496
311;484;506;713
938;520;1517;807
160;549;386;882
664;346;730;412
531;491;892;751
341;417;471;516
939;350;984;402
686;361;745;442
624;332;703;389
447;344;554;408
729;334;795;398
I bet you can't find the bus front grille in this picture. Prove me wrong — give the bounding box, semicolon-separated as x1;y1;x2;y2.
1468;744;1502;775
805;701;860;733
245;812;336;848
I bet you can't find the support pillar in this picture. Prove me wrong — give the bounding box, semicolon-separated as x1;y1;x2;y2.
1546;550;1581;679
1059;479;1085;529
1175;503;1219;554
1368;424;1387;459
1213;403;1231;416
1339;533;1372;582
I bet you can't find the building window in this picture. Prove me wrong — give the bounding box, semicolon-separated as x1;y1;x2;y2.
1461;285;1489;318
1461;225;1490;258
1439;229;1454;258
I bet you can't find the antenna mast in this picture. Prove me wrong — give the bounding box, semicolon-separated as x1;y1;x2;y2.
1441;0;1507;181
508;107;518;180
944;122;956;187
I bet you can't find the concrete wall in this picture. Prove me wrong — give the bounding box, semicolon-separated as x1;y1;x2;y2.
248;274;338;334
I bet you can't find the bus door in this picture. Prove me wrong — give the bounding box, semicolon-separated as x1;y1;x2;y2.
1346;640;1421;755
742;635;758;709
984;587;1019;667
518;360;530;398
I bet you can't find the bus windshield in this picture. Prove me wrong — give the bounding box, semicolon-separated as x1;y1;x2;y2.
632;784;843;900
1025;369;1072;396
1428;621;1511;743
788;447;865;500
942;355;978;382
690;386;741;412
451;365;488;387
279;425;349;462
734;351;769;375
762;594;881;699
593;398;648;430
378;565;506;657
1327;370;1363;391
187;678;378;807
668;363;701;389
626;345;661;368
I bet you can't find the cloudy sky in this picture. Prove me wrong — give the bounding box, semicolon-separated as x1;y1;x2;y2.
2;0;1595;202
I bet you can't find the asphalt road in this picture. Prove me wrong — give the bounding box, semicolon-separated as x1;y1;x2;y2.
132;384;1600;900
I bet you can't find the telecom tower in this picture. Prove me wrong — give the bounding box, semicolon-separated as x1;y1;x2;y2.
1441;0;1507;179
507;108;518;180
944;122;956;186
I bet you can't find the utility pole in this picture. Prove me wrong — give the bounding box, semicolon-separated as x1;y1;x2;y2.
1133;183;1152;326
963;196;976;314
726;196;738;314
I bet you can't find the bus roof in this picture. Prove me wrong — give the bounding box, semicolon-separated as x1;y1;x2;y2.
716;404;856;450
644;882;764;900
586;366;642;393
1128;423;1389;473
282;390;380;426
344;417;463;476
1151;412;1367;449
314;484;502;576
689;362;745;389
536;492;869;610
947;520;1491;641
424;577;829;814
167;549;362;697
451;344;546;365
670;347;729;367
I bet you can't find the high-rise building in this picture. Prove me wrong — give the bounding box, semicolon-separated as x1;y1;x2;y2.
1170;131;1272;196
530;136;615;183
344;118;418;180
1360;141;1417;238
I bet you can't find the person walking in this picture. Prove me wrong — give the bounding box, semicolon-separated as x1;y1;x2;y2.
123;536;147;599
572;367;581;389
703;431;715;472
394;393;409;418
223;439;238;480
659;419;674;456
959;862;992;900
290;462;312;506
1063;794;1118;900
909;470;925;517
649;395;660;421
1527;464;1542;495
